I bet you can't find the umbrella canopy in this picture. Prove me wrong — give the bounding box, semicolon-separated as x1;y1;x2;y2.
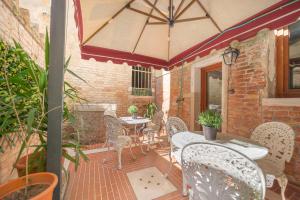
74;0;300;69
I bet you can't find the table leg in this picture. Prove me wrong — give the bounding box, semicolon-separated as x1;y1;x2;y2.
135;124;146;155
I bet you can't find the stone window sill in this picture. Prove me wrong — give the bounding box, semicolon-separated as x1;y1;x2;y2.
262;98;300;107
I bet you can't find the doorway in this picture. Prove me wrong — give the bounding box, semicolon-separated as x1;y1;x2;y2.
200;63;222;113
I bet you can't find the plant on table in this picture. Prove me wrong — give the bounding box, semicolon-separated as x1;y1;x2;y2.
128;105;138;119
198;110;222;140
0;30;88;199
144;102;157;119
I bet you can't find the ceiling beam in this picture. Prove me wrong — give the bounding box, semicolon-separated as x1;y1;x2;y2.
196;0;222;32
174;0;185;17
175;0;196;20
132;0;158;53
175;16;208;23
81;0;135;46
127;6;167;22
143;0;168;20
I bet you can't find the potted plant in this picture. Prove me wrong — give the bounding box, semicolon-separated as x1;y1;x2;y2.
144;102;157;119
128;105;138;119
0;30;87;199
198;110;222;140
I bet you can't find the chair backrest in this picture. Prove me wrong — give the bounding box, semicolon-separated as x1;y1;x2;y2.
103;115;123;142
251;122;295;168
104;109;117;118
181;142;266;200
165;117;188;137
151;110;164;127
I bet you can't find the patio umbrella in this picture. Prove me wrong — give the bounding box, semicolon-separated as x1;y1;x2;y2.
73;0;300;69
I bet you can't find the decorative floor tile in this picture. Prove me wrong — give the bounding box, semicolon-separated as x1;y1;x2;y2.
127;167;177;200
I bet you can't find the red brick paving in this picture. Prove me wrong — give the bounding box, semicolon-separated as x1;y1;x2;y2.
65;145;300;200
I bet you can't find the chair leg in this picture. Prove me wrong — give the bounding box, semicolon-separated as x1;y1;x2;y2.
129;141;136;160
182;175;188;196
117;147;122;170
147;133;151;151
164;152;173;178
103;145;113;164
277;174;288;200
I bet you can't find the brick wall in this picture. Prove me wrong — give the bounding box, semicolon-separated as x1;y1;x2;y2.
0;0;44;184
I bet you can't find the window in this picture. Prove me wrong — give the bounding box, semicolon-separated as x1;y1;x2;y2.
276;20;300;97
131;66;152;96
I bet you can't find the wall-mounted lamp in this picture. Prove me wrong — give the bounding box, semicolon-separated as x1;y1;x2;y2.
222;46;240;65
222;46;240;94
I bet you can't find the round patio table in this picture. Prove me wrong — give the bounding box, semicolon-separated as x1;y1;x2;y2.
119;116;151;154
172;131;268;160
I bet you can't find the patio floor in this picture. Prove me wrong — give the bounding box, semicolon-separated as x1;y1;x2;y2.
65;144;300;200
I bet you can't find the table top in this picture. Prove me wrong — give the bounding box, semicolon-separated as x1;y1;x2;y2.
172;131;268;160
119;116;151;125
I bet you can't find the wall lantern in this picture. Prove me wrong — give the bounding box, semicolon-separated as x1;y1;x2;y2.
222;46;240;65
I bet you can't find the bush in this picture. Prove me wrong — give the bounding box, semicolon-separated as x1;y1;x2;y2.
198;110;222;129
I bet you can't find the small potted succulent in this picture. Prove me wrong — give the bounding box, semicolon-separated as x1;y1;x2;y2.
128;105;138;119
198;110;222;140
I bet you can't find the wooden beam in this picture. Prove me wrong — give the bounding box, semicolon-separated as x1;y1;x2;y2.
168;26;171;61
81;0;135;46
175;0;196;20
174;0;185;17
143;0;168;20
132;0;158;53
196;0;222;32
175;16;208;23
47;0;66;199
148;21;168;25
127;6;167;22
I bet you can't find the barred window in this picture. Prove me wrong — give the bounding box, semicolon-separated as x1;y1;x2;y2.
132;66;152;96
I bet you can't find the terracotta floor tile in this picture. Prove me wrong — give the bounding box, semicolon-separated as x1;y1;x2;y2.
65;145;300;200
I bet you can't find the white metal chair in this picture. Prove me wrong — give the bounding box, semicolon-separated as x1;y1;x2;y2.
103;115;135;169
181;142;266;200
164;117;188;178
142;111;164;151
251;122;295;200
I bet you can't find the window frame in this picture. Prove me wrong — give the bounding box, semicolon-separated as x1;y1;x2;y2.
131;66;152;96
276;27;300;97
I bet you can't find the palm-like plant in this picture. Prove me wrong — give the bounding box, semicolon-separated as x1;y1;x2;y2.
0;29;88;174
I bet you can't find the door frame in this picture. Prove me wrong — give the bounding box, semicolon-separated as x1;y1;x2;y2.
200;62;222;112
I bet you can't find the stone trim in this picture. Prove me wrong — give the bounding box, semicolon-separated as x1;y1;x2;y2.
262;98;300;107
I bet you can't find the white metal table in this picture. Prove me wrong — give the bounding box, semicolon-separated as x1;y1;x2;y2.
119;116;151;154
171;131;269;196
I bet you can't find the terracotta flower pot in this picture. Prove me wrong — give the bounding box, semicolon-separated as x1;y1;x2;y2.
0;172;58;200
15;151;46;177
203;126;218;140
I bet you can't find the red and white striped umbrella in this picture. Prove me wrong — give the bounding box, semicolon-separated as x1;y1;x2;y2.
73;0;300;69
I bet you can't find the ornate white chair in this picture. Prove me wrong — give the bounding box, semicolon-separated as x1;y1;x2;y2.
103;115;135;169
142;111;164;151
164;117;188;177
181;142;266;200
251;122;295;200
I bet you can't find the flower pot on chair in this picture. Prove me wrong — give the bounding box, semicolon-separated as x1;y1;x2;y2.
203;126;218;140
0;172;58;200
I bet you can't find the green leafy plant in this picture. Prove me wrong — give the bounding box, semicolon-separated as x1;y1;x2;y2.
128;105;138;115
0;29;88;175
198;110;222;129
144;102;157;119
